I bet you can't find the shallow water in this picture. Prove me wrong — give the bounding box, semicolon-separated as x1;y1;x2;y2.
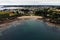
1;19;60;40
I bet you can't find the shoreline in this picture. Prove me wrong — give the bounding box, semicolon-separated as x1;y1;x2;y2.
0;16;60;32
37;18;60;27
0;18;24;32
0;16;43;32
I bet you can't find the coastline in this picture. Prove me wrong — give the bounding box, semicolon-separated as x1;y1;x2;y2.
0;16;43;32
37;18;60;27
0;18;24;32
0;16;60;32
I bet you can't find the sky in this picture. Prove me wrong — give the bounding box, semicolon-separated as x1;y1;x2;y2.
0;0;60;5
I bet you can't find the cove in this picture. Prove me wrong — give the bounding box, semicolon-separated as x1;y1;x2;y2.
1;19;60;40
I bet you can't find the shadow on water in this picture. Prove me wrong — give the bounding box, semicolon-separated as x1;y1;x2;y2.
1;19;60;40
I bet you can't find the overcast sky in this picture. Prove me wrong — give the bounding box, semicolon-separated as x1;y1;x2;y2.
0;0;60;5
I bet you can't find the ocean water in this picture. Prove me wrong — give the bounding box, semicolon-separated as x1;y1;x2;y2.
1;20;60;40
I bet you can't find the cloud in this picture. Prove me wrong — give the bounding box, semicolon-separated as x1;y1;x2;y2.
0;0;60;5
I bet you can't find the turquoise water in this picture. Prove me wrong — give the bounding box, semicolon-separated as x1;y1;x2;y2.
1;20;60;40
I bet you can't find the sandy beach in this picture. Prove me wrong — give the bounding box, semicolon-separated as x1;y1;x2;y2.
17;16;43;20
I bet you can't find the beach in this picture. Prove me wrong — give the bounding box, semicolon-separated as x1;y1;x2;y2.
0;16;60;32
0;16;43;32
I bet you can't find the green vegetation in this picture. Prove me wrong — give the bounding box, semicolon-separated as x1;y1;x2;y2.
21;9;30;16
0;7;60;24
0;11;22;21
35;8;60;24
